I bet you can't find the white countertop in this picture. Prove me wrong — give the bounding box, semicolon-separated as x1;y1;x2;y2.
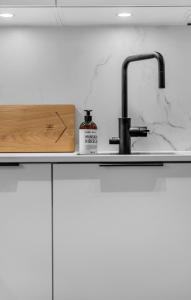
0;151;191;163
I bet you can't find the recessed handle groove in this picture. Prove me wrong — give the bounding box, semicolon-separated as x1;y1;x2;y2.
99;162;164;167
0;163;20;167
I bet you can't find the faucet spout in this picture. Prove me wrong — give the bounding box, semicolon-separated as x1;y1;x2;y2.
122;52;165;118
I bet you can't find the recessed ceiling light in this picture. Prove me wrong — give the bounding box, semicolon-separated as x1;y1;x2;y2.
0;13;14;18
117;12;132;18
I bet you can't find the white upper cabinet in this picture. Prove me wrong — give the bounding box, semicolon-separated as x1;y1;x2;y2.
58;0;191;6
55;6;191;25
0;0;55;6
0;0;191;25
0;5;190;25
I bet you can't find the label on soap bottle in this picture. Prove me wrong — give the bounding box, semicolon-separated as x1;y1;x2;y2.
79;129;97;154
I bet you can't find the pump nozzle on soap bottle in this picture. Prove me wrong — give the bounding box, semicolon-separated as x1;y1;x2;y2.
84;110;93;122
79;110;98;155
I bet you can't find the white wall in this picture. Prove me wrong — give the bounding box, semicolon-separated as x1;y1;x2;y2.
0;26;190;152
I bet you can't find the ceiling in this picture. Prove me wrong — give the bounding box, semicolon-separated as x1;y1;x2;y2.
0;6;190;26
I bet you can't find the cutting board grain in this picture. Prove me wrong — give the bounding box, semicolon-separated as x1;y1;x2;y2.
0;105;75;152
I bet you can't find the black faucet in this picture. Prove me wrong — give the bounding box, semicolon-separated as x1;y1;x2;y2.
109;52;165;154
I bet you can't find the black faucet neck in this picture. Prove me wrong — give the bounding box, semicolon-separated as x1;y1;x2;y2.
122;52;165;118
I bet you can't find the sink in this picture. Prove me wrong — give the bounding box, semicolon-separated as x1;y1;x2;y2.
132;151;177;155
94;151;177;156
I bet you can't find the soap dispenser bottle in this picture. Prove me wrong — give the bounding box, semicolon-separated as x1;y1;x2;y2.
79;110;98;154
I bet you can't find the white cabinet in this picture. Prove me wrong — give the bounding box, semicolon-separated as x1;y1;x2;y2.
55;6;190;25
58;0;191;6
0;1;189;25
0;0;55;6
0;164;52;300
56;0;191;26
54;164;191;300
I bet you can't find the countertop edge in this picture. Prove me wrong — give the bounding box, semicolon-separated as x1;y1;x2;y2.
0;152;191;163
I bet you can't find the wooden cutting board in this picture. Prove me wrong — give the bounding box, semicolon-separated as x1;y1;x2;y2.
0;105;75;152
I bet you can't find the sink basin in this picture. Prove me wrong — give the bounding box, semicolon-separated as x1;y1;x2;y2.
94;151;177;156
132;151;177;155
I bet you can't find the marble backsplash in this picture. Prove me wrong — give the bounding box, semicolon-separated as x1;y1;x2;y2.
0;25;190;152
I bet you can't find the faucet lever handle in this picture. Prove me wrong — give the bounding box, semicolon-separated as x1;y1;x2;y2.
109;137;120;145
130;127;149;137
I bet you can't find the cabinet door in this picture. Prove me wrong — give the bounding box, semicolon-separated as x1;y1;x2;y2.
58;0;191;6
0;164;51;300
54;164;191;300
0;0;55;6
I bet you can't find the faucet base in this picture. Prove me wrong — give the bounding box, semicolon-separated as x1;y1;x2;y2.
109;118;149;155
119;118;131;155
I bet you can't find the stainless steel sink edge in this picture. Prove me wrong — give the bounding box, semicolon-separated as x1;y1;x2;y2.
94;151;189;156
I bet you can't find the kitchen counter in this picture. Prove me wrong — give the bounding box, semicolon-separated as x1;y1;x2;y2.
0;151;191;164
1;152;191;300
